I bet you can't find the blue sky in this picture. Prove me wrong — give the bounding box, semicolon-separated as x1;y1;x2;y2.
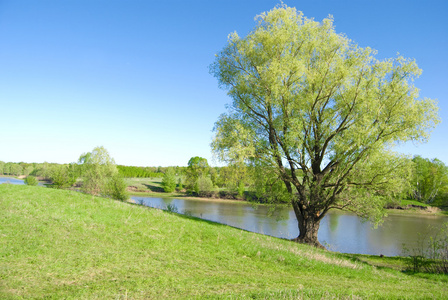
1;0;447;166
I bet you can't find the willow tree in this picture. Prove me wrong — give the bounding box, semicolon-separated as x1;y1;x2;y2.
210;5;439;248
78;146;128;201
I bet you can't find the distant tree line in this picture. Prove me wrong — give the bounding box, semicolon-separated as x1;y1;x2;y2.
0;161;169;181
160;155;448;207
2;154;447;206
116;165;165;178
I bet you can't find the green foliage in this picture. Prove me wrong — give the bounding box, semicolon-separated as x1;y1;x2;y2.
117;165;163;178
2;162;11;175
412;156;448;204
237;181;245;197
105;174;129;201
34;162;48;179
177;177;183;191
195;175;215;197
24;176;38;186
49;164;78;189
186;156;210;189
76;147;128;201
249;163;292;204
10;164;22;176
78;146;118;196
23;165;34;176
211;4;439;245
161;167;177;193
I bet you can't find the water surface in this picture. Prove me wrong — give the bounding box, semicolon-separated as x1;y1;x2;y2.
0;177;25;185
132;196;447;256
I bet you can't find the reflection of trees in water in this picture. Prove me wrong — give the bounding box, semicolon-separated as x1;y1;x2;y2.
248;205;291;236
365;215;445;256
327;212;340;232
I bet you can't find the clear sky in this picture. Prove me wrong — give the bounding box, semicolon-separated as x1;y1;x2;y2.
1;0;447;167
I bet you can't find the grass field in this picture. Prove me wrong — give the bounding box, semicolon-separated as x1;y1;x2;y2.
1;184;447;299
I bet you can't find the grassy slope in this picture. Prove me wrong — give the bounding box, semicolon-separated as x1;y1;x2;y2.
1;185;447;299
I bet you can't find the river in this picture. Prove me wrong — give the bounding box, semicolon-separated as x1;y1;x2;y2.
0;176;47;186
132;196;448;256
0;177;27;185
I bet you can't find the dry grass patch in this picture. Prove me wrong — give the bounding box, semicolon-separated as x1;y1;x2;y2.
255;236;362;269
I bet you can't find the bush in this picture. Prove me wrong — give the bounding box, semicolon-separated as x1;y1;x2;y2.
24;176;38;186
50;165;77;189
106;174;129;201
195;175;216;197
162;168;177;193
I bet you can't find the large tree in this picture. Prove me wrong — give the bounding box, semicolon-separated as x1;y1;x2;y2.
210;5;439;248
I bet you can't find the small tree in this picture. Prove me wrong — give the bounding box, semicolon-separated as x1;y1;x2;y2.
195;175;215;197
162;167;177;193
50;164;78;189
186;156;210;189
105;174;129;201
24;176;38;186
78;146;118;196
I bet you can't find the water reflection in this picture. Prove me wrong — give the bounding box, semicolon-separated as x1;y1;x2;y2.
134;196;447;256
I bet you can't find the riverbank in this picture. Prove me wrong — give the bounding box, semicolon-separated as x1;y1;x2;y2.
128;190;447;217
2;184;446;298
125;178;448;216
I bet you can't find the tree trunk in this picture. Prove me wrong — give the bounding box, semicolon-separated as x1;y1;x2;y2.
291;202;325;249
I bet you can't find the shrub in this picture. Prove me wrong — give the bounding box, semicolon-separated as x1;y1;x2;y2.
195;175;216;197
106;174;129;201
24;176;38;186
162;168;177;193
50;165;77;189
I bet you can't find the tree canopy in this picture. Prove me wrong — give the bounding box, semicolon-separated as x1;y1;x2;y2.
412;156;448;203
211;5;439;247
78;146;128;200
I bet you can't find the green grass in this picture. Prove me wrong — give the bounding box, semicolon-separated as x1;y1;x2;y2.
400;199;431;207
125;177;164;192
1;185;447;299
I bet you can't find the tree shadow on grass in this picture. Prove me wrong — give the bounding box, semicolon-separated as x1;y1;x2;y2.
339;253;408;272
142;183;164;193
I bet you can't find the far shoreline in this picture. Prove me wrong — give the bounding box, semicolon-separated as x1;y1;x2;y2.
128;191;447;217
